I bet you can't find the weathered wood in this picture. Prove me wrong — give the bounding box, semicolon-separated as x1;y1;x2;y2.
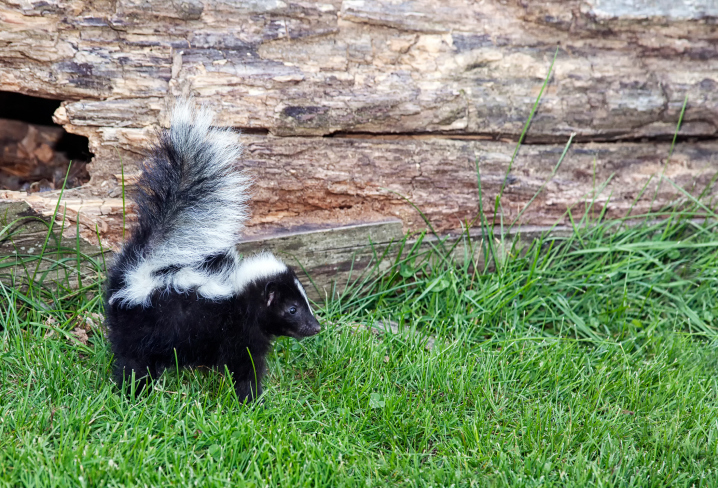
14;135;712;249
0;196;706;304
238;217;579;300
3;0;716;138
237;219;404;299
0;201;107;288
1;0;717;244
0;189;127;249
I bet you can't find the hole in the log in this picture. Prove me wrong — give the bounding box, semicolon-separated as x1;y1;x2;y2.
239;127;270;136
0;91;92;192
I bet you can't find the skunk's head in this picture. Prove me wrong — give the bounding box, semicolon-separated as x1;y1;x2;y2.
262;271;320;340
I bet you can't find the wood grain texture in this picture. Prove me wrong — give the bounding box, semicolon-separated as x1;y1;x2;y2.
237;218;581;301
5;137;716;250
0;201;106;287
1;0;717;245
3;0;716;137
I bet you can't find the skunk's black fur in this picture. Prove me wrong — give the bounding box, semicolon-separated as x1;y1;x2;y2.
105;100;320;402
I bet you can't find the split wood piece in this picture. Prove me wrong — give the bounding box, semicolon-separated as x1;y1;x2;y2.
0;198;697;310
1;1;715;140
2;137;716;247
236;218;576;301
237;219;406;301
80;133;718;236
0;201;108;290
0;190;129;249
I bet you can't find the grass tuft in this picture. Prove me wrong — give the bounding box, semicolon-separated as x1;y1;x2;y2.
2;187;718;486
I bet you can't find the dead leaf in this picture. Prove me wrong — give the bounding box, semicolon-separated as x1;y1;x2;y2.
43;315;57;339
72;327;89;345
77;312;105;332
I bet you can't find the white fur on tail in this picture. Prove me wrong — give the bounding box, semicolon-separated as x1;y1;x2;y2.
111;100;257;307
154;99;251;266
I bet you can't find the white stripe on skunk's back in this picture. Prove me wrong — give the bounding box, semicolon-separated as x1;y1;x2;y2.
231;252;288;293
110;251;291;307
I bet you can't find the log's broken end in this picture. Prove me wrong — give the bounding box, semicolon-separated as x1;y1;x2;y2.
0;190;130;251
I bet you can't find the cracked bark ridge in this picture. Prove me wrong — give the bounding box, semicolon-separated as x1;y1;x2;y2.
0;0;717;248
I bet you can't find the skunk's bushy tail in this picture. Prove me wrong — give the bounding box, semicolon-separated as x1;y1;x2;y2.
109;99;252;307
135;99;250;260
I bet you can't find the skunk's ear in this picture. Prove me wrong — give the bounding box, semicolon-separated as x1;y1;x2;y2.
265;281;276;307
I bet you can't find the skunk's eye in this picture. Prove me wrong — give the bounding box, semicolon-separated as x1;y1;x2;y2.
289;306;297;315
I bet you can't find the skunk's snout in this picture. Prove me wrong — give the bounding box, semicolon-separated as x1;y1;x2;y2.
300;318;321;338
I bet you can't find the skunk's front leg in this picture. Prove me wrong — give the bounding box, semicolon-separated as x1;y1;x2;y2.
220;346;266;403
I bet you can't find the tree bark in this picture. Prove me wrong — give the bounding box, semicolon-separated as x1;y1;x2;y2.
1;0;716;249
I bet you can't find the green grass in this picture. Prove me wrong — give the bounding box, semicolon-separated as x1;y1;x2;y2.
2;197;718;487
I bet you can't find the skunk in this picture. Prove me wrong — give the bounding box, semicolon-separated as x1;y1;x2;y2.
104;99;320;402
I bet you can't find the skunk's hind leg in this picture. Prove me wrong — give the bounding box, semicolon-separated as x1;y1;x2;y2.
113;355;158;396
